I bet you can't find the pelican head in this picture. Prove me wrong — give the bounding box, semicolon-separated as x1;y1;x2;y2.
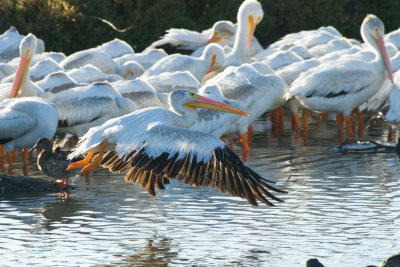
206;20;236;45
361;14;393;83
202;43;225;74
238;0;263;48
9;33;37;98
169;89;248;116
120;61;145;80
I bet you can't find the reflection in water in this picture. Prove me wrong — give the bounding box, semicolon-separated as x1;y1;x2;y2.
0;114;400;266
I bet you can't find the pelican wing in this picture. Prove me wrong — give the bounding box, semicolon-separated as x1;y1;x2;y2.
287;60;376;99
54;96;116;127
0;109;36;143
99;123;285;206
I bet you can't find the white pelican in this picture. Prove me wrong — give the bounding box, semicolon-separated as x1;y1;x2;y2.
285;14;394;135
66;64;123;84
205;63;285;152
147;20;236;55
114;49;167;70
111;79;169;109
143;70;201;93
386;72;400;123
141;43;224;82
7;34;137;138
60;41;137;79
53;82;137;137
224;0;264;66
2;57;64;83
0;97;58;163
36;71;85;93
67;89;285;206
0;26;45;63
94;38;134;59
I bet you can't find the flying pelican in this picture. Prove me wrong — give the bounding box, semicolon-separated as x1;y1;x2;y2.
224;0;264;66
141;43;224;82
285;14;394;136
67;89;285;206
0;97;58;165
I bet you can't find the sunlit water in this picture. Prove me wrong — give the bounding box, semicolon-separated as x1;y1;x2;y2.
1;114;400;266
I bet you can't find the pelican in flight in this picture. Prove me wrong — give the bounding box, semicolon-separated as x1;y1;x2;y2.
285;14;393;136
67;89;285;206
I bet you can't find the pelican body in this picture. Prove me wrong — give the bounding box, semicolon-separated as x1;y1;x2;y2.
68;89;285;206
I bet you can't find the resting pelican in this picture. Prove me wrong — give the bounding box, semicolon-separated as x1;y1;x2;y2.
7;34;137;138
142;43;224;82
0;97;58;164
224;0;264;66
285;14;393;136
147;20;236;55
114;49;167;70
67;89;285;206
0;26;45;62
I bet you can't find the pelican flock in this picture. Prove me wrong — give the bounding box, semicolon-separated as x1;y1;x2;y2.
1;0;399;206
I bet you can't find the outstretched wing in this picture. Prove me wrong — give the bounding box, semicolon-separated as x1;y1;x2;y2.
99;123;285;206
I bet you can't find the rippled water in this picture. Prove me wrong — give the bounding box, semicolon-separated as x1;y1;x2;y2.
1;114;400;266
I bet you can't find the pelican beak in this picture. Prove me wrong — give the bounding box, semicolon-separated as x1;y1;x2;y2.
206;54;222;74
248;15;261;48
184;92;248;116
9;49;32;98
376;32;394;83
206;31;228;44
206;32;219;44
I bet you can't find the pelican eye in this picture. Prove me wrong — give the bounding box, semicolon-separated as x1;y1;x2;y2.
189;92;195;97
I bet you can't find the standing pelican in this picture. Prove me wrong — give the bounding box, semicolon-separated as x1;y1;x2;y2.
285;14;393;136
0;97;58;165
224;0;264;66
67;89;285;206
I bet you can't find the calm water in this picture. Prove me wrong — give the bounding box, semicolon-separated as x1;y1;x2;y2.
1;113;400;266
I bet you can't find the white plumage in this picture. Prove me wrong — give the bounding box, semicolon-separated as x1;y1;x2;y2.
68;89;284;206
0;97;58;152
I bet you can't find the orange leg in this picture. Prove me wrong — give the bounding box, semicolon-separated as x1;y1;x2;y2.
356;108;364;138
247;126;253;145
0;145;4;171
302;111;308;129
22;149;29;165
336;113;344;136
227;135;233;149
220;136;226;143
291;113;300;131
344;115;355;138
278;107;284;130
320;113;328;120
238;133;250;152
67;153;94;170
11;149;17;163
82;140;109;172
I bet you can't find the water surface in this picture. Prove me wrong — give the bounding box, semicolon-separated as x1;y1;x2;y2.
1;114;399;266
